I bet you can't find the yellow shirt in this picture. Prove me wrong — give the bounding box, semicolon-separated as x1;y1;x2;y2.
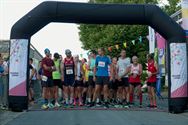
83;63;89;82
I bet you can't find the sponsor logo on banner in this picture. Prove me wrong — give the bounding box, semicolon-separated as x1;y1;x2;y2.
9;39;29;96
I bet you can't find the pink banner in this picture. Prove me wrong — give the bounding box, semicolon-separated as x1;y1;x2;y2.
156;33;166;49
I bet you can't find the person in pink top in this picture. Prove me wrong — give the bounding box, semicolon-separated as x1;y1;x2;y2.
128;56;143;107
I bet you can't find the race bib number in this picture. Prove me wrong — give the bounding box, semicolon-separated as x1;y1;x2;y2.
66;69;73;75
42;76;48;82
98;61;105;67
120;69;125;73
132;70;139;74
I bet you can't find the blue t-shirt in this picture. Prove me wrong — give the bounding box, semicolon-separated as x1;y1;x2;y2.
95;55;111;76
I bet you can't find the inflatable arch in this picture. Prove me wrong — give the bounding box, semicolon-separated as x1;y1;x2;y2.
9;1;188;113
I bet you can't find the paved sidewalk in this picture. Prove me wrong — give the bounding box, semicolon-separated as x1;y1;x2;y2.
0;110;24;125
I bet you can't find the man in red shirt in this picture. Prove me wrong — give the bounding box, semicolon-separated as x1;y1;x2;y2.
41;48;56;109
61;49;77;106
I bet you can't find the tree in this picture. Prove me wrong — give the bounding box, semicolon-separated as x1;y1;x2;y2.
161;0;181;15
79;0;167;70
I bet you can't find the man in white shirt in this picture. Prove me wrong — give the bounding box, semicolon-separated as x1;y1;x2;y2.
117;50;130;105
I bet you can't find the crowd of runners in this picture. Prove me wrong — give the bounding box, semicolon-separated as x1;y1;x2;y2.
29;48;158;109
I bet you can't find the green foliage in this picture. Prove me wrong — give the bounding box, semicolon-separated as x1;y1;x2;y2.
140;70;148;84
79;0;180;70
162;0;181;15
79;23;150;69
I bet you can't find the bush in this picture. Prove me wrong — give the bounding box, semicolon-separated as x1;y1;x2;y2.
140;70;148;85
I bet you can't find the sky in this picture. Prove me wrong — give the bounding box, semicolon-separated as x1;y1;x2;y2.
0;0;89;58
0;0;169;58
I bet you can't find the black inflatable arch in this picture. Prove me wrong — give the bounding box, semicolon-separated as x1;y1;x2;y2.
10;1;188;113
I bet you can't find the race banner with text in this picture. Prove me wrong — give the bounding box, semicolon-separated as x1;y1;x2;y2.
170;43;188;98
9;39;29;96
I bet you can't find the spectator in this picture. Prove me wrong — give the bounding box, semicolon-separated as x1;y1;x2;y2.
3;56;9;74
0;59;7;109
29;58;37;105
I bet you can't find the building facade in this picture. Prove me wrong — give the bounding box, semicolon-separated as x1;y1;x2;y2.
0;40;43;63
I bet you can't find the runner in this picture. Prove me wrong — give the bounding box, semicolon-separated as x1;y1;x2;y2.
29;58;37;105
57;55;64;103
128;56;143;107
52;53;61;107
61;49;76;106
49;53;52;59
73;55;84;106
146;53;158;108
41;48;56;109
90;48;112;108
117;50;130;106
82;58;89;105
109;57;118;105
87;50;96;105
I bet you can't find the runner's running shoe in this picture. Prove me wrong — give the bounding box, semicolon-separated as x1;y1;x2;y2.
153;105;157;109
123;105;129;108
64;103;69;108
55;102;61;107
147;104;153;108
89;102;95;107
79;101;83;106
129;102;135;107
86;102;91;106
41;104;48;109
96;102;102;107
47;103;54;108
73;101;76;106
104;102;109;108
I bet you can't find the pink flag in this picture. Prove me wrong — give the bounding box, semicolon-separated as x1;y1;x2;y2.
156;33;166;49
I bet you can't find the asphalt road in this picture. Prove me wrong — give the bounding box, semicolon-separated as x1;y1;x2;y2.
1;93;188;125
4;110;188;125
